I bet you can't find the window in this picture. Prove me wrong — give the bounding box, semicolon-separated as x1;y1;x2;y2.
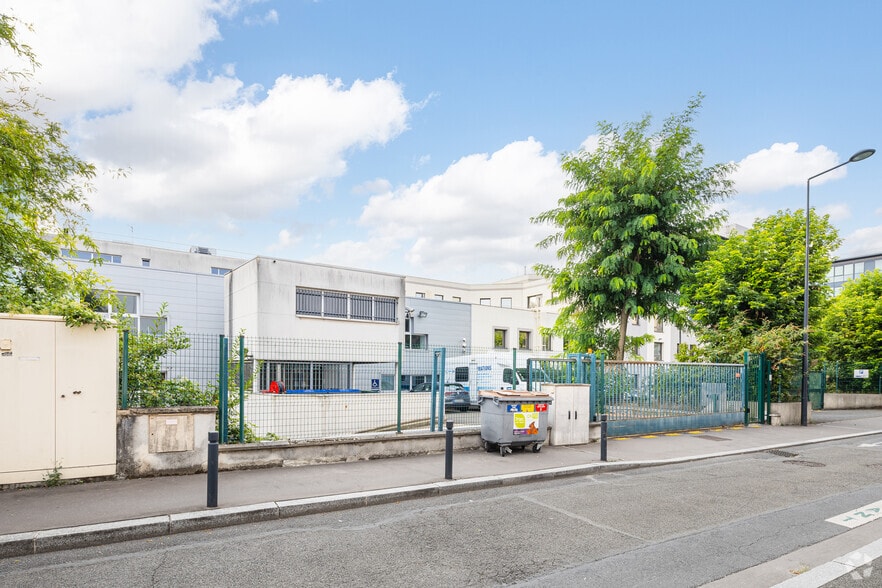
503;368;514;385
542;334;552;352
92;291;166;333
518;330;530;350
415;292;426;298
434;294;444;300
454;367;469;383
500;297;512;308
452;296;461;302
373;297;397;322
494;328;507;349
295;289;322;316
350;294;372;320
527;294;541;308
653;342;663;362
406;334;426;349
631;315;640;326
141;258;150;267
295;288;398;323
211;267;231;276
480;298;491;306
61;249;121;264
654;319;664;333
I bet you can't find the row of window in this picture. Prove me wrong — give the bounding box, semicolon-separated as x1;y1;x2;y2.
295;288;397;323
493;328;552;351
412;293;544;309
62;249;231;275
413;292;462;302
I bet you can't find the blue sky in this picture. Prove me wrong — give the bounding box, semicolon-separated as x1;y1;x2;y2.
5;0;881;282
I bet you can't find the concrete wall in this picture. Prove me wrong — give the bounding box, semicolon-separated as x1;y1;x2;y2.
769;402;811;425
219;430;483;470
116;407;217;477
823;394;882;410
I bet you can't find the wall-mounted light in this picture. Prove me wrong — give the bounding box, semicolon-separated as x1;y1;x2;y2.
417;311;428;318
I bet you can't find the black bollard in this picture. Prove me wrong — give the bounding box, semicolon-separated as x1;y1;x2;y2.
600;414;608;462
445;420;454;480
207;431;219;507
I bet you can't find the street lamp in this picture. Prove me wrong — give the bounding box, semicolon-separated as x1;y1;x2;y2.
801;148;875;426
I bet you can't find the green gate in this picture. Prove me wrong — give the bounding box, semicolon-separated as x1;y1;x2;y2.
745;351;771;424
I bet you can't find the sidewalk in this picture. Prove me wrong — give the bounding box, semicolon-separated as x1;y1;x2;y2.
3;409;882;558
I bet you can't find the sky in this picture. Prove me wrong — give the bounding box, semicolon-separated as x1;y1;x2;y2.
4;0;882;283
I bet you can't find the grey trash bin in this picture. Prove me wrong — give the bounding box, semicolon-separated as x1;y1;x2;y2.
478;390;552;457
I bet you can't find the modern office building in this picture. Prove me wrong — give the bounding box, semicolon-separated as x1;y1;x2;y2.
828;253;882;295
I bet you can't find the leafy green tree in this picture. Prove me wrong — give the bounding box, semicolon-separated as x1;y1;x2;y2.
0;14;112;325
533;95;734;359
681;209;839;396
819;269;882;366
682;209;839;334
119;306;212;408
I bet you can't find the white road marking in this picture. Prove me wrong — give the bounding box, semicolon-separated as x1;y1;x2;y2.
826;499;882;528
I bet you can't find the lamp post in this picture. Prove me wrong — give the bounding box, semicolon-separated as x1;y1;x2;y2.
801;148;875;426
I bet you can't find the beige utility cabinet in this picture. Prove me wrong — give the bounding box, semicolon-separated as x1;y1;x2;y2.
544;384;592;445
0;314;117;484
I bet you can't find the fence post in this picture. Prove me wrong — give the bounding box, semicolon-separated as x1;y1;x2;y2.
238;335;245;444
743;351;749;426
600;414;608;462
396;342;403;434
218;335;228;443
120;330;129;409
207;431;219;507
437;347;446;430
445;420;454;480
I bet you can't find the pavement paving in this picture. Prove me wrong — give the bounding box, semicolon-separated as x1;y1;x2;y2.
3;409;882;564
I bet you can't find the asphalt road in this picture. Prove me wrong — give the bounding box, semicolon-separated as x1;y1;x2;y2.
3;436;882;587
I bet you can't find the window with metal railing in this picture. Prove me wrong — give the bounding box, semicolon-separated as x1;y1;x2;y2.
295;288;398;323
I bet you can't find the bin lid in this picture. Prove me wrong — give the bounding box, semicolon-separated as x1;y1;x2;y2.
478;389;553;401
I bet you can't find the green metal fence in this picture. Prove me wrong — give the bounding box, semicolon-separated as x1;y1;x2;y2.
825;362;882;394
597;359;744;421
118;331;800;443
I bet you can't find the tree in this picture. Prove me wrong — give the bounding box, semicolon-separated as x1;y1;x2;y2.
819;269;882;366
0;14;112;325
533;95;734;359
680;209;839;394
682;209;839;334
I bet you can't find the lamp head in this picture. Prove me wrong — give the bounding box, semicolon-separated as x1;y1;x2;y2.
849;149;875;163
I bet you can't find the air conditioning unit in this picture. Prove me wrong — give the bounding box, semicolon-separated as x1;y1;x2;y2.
189;246;216;255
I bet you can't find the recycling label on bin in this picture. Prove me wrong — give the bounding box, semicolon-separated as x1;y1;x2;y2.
506;403;548;412
506;403;545;436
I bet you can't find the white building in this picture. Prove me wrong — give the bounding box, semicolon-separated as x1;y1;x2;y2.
64;238;693;362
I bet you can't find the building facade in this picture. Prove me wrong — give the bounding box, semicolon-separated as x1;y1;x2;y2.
828;253;882;295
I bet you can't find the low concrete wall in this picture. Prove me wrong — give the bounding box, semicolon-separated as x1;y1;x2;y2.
219;429;484;470
769;402;810;425
824;393;882;410
117;407;217;477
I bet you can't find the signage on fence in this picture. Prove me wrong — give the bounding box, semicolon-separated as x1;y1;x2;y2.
854;369;870;379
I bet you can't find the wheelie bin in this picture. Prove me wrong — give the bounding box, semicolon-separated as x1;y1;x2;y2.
478;390;552;456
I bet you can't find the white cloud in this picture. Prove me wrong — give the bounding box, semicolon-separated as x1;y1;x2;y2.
818;203;851;222
3;1;414;225
5;0;228;119
837;225;882;258
313;138;567;281
84;73;411;220
731;142;844;194
244;9;279;26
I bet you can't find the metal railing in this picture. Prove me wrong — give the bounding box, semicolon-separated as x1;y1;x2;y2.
118;331;753;442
